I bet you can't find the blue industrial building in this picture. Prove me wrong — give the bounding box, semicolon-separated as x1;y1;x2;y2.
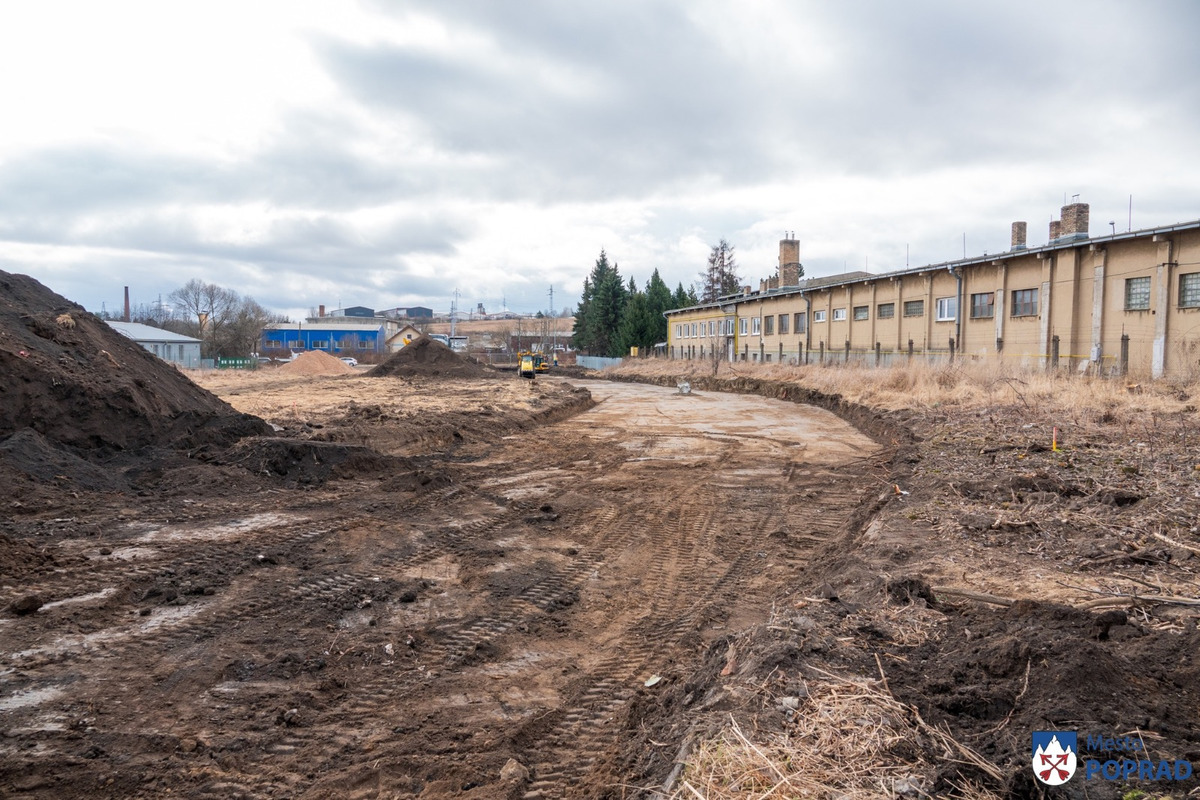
260;322;386;356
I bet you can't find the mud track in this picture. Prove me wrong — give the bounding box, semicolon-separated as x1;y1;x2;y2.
1;379;885;799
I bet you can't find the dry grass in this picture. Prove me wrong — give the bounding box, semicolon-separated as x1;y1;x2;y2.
608;358;1199;422
672;674;1001;800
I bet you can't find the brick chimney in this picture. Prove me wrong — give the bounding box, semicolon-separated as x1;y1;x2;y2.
1060;202;1089;238
1011;221;1027;251
319;304;325;317
1049;201;1089;243
779;234;802;286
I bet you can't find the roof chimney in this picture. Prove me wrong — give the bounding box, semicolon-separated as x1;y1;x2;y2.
319;304;325;317
1010;221;1027;251
1060;202;1089;239
1049;201;1090;244
779;235;802;286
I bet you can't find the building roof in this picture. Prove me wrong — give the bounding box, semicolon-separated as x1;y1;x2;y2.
263;322;384;332
107;321;201;343
665;218;1200;317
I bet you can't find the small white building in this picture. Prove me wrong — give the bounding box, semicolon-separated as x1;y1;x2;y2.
385;323;423;351
107;321;202;368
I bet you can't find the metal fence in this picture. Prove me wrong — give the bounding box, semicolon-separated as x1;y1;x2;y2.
576;356;625;370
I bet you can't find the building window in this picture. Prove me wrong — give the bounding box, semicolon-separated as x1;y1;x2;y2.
794;312;807;333
1125;276;1151;311
751;317;761;335
877;303;895;319
813;310;827;323
691;323;697;337
853;305;869;321
764;315;774;335
970;292;994;319
676;324;682;338
740;318;748;335
935;297;957;322
1011;288;1038;317
832;308;847;321
903;300;924;318
1181;273;1200;308
778;314;789;335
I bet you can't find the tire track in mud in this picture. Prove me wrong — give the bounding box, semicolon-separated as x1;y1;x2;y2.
0;485;548;761
237;501;642;792
518;481;845;799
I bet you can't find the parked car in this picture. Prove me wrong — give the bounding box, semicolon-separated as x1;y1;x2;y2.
339;357;358;367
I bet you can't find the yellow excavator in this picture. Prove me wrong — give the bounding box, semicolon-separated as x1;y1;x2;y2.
518;352;536;379
518;351;549;378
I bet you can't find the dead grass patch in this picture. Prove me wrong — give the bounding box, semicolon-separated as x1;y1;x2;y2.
608;358;1199;423
673;674;1000;800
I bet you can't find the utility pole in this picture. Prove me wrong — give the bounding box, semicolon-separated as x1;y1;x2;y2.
548;285;555;352
450;288;459;337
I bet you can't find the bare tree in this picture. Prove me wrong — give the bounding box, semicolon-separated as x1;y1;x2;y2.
698;239;741;303
168;280;249;358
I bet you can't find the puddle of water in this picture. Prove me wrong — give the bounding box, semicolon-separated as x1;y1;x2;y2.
41;587;117;611
0;686;66;711
9;604;204;659
108;546;159;561
134;512;301;544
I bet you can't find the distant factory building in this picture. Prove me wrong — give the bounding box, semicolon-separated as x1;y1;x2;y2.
666;202;1200;378
379;306;433;319
328;306;375;318
260;321;387;356
107;321;202;368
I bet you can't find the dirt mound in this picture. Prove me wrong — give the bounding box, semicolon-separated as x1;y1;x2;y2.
220;437;437;488
277;350;356;376
368;335;493;379
0;270;269;459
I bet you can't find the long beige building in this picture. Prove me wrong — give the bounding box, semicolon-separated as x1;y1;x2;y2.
665;203;1200;378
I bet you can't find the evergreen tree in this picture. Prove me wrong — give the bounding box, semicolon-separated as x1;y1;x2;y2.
645;269;672;345
618;275;670;354
571;277;593;351
571;250;626;356
698;238;741;302
671;282;692;310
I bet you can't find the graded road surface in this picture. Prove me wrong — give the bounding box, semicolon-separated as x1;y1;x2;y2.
1;378;886;799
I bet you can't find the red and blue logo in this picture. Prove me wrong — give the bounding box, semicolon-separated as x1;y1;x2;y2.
1033;730;1193;784
1032;731;1077;785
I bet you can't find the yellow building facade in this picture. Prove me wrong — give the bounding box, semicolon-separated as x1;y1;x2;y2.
666;204;1200;378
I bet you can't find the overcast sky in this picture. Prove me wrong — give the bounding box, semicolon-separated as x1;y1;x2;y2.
2;1;1198;320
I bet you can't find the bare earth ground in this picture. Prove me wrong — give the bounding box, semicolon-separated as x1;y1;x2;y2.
4;349;1200;798
1;367;883;799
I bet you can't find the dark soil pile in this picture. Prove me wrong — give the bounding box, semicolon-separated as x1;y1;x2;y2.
368;335;493;379
0;269;269;471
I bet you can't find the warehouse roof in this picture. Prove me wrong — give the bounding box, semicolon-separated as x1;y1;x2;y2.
106;321;201;343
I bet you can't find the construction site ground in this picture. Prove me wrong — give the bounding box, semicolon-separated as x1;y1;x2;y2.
4;355;1200;798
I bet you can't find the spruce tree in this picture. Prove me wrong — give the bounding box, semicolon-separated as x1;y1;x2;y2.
645;269;672;345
